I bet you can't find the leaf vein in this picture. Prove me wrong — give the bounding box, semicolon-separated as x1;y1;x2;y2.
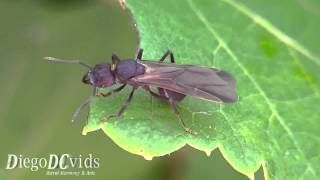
220;107;248;165
187;0;317;176
287;48;320;96
269;94;318;104
221;0;320;66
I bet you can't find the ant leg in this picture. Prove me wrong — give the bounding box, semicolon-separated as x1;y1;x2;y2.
159;50;175;63
72;96;93;123
99;84;126;97
164;90;197;135
135;48;144;60
99;87;137;125
143;86;168;100
72;87;97;123
112;53;120;65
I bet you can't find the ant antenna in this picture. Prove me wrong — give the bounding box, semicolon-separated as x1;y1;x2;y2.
71;87;97;122
44;57;92;69
71;96;93;122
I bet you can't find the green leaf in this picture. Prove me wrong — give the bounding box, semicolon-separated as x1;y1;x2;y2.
83;0;320;179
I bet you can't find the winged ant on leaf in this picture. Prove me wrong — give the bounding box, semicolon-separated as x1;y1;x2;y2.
45;49;238;135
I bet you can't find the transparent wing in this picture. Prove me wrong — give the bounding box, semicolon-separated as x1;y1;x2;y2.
132;61;238;103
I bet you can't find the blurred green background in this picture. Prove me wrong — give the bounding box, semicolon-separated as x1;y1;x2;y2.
0;0;263;179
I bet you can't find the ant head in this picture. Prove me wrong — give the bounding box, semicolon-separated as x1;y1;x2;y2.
82;70;94;85
82;64;115;88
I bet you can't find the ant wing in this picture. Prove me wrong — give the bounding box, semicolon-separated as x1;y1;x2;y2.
132;61;238;103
